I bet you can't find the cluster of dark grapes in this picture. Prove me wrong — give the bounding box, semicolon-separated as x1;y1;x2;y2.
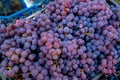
99;62;120;80
0;0;120;80
109;5;120;57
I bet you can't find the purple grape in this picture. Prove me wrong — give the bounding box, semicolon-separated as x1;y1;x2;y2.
31;69;38;77
21;51;28;58
0;0;119;79
22;73;29;78
24;60;31;67
37;73;44;80
21;66;28;73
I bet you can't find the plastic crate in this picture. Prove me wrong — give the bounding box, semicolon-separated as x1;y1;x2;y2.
0;0;54;24
106;0;120;6
110;0;120;6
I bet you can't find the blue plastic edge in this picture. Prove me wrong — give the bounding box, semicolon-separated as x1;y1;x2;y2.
110;0;120;6
0;1;43;20
19;0;28;8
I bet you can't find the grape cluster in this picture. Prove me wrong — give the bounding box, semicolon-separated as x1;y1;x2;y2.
0;0;120;80
99;60;120;80
109;5;120;58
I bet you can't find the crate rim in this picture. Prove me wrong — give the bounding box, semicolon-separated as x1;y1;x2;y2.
0;1;43;20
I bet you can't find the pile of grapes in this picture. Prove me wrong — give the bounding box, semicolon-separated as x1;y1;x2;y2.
0;0;120;80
